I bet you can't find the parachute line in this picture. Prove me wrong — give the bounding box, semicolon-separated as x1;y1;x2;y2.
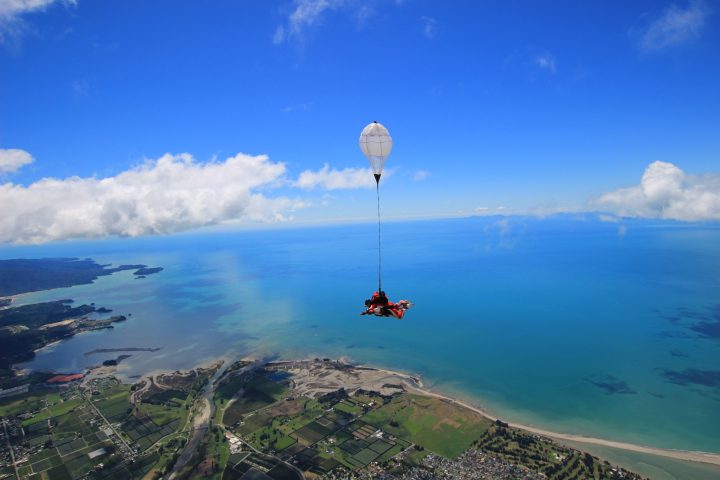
376;180;382;293
359;120;392;294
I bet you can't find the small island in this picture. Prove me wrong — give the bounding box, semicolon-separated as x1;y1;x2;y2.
102;355;132;367
133;267;164;277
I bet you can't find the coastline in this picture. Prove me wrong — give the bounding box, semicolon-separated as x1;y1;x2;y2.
14;338;720;469
364;364;720;468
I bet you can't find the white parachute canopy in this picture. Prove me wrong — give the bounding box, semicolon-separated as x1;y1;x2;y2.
359;121;393;177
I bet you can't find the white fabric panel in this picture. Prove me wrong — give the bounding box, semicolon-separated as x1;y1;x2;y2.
358;121;393;175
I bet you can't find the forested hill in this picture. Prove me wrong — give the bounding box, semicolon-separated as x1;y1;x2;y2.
0;258;162;296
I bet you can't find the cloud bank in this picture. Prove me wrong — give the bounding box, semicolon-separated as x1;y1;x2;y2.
637;1;708;51
295;164;375;190
0;148;33;173
597;161;720;221
0;152;304;244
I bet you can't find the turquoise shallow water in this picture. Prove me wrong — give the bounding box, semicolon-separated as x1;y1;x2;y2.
2;216;719;454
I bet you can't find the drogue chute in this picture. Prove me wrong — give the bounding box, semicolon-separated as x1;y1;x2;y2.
358;121;412;319
359;120;393;184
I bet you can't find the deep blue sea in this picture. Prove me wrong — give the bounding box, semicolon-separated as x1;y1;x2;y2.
2;216;719;457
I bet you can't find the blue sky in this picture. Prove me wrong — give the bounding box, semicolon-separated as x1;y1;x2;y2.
1;0;719;243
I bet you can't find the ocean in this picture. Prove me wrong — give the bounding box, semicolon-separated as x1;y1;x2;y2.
3;215;719;458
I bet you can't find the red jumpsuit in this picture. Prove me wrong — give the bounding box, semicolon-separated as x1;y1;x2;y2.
362;291;409;319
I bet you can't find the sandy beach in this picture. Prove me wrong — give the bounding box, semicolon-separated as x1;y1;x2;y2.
273;358;720;468
405;382;720;467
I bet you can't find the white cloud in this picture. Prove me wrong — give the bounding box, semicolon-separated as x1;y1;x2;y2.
295;164;375;190
637;1;708;51
503;47;558;79
0;152;305;244
421;16;437;39
71;79;90;97
282;102;311;113
494;218;511;236
597;161;720;221
475;206;510;216
274;0;346;44
481;217;527;249
598;213;621;223
534;53;556;73
0;148;33;173
272;25;285;44
413;170;429;181
0;0;75;44
273;0;405;44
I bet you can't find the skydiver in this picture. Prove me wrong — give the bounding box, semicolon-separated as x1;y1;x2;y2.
362;291;412;319
365;290;389;307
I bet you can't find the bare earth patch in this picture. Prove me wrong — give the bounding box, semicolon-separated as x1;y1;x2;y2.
266;359;420;398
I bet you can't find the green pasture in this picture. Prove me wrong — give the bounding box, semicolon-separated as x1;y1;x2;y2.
361;393;491;458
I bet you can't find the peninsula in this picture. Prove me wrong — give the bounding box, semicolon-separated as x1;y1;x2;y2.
0;258;162;297
0;258;163;389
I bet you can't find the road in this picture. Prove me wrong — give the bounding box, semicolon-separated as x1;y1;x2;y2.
235;434;305;480
82;392;133;454
1;419;20;480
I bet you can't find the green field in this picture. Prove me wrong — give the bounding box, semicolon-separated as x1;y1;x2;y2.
123;414;179;451
361;393;491;458
0;381;190;479
93;385;132;422
23;397;82;426
54;411;94;437
138;398;186;427
221;377;288;426
10;401;119;478
213;371;622;478
333;399;363;416
215;374;246;401
206;427;231;479
0;389;57;417
247;423;297;452
220;387;443;473
294;420;333;445
272;397;323;433
143;388;186;406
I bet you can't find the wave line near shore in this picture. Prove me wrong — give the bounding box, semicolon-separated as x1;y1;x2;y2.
365;365;720;467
